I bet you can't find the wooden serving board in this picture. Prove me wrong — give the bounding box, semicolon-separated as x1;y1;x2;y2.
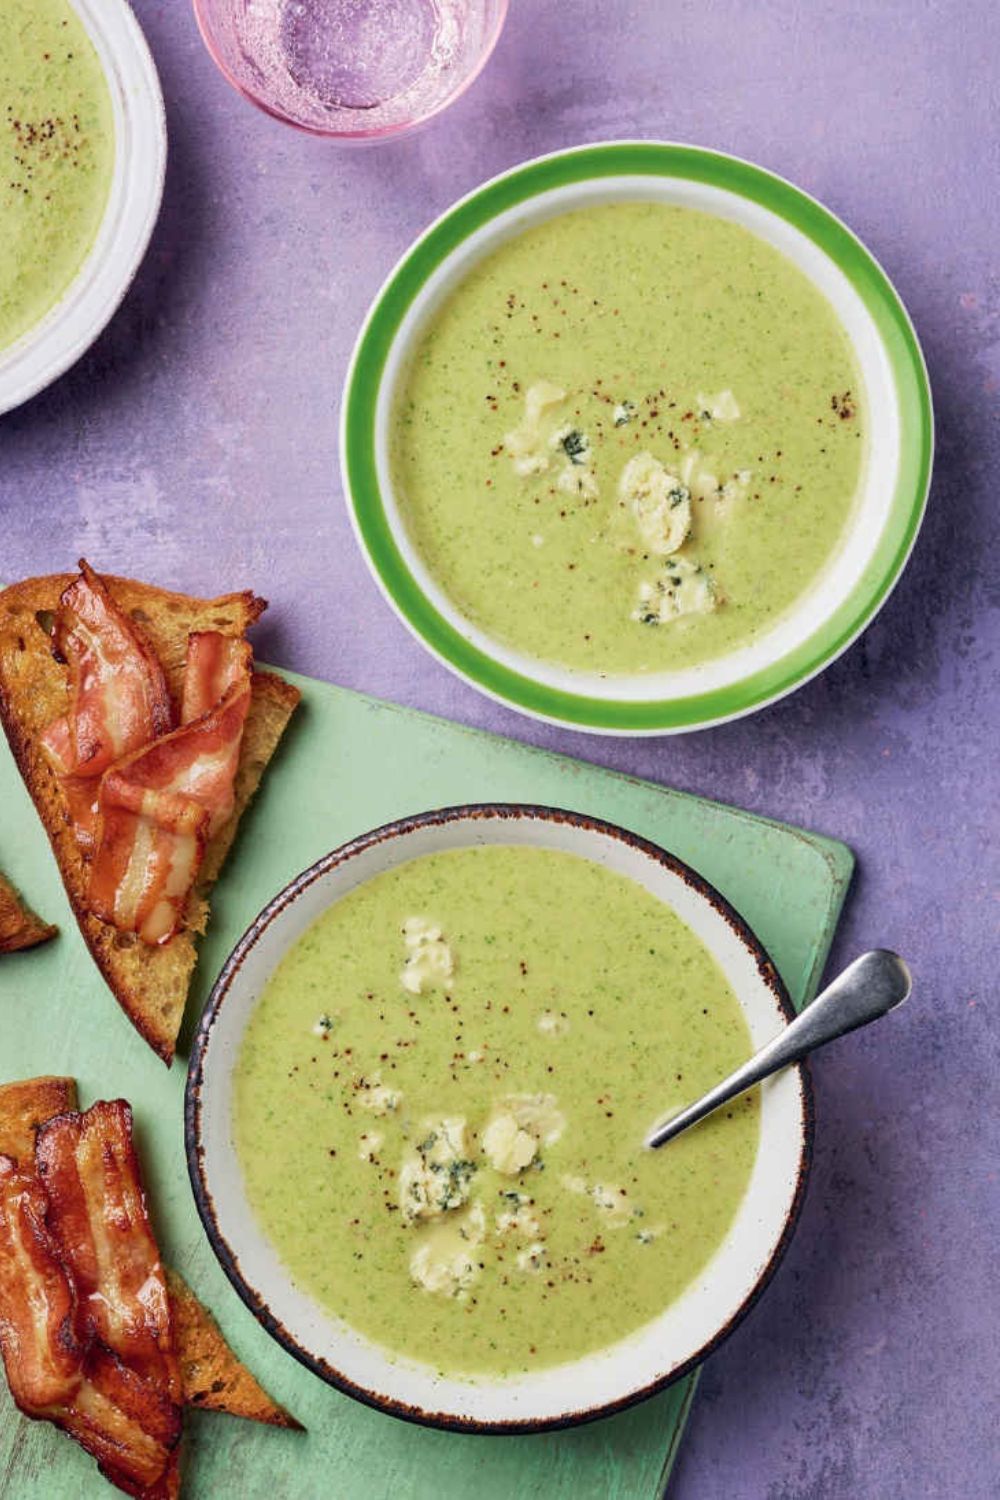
0;673;853;1499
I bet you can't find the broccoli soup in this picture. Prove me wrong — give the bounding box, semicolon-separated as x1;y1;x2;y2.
233;845;759;1377
0;0;114;352
390;202;866;675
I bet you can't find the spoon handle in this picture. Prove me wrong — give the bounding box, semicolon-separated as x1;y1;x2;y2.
645;949;911;1150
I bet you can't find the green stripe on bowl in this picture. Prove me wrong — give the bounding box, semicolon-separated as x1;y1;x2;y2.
341;142;933;735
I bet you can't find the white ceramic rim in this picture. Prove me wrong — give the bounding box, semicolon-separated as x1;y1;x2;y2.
187;805;812;1431
0;0;167;416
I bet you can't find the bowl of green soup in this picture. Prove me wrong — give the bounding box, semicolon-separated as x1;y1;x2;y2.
0;0;166;415
342;142;933;734
187;804;812;1430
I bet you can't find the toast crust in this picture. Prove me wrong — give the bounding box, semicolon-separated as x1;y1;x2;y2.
0;873;57;953
165;1269;301;1430
0;572;300;1063
0;1075;78;1161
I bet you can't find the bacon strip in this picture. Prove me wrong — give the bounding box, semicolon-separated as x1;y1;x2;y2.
181;632;250;724
64;1344;180;1494
0;1106;183;1496
87;672;252;944
35;1103;180;1403
0;1155;81;1418
38;562;172;852
35;568;256;945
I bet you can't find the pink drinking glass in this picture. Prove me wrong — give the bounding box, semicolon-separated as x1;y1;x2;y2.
192;0;509;141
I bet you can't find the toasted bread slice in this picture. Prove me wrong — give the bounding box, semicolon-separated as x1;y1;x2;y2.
0;1077;300;1431
0;572;300;1063
165;1269;301;1430
0;872;56;953
0;1074;77;1159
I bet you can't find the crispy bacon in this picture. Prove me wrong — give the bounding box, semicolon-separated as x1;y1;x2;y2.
34;566;256;945
181;632;250;724
63;1344;181;1494
87;673;251;945
35;1103;180;1403
0;1107;182;1496
87;788;211;948
38;562;172;852
0;1155;81;1417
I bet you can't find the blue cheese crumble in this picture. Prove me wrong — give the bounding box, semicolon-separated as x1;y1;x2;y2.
399;1118;477;1223
618;452;692;556
400;916;454;995
409;1201;487;1296
633;557;716;624
696;388;741;423
503;381;566;475
482;1093;566;1175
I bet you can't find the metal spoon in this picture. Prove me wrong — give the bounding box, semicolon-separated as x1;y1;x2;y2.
645;949;911;1150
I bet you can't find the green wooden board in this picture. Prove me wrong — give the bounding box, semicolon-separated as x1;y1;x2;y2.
0;672;853;1499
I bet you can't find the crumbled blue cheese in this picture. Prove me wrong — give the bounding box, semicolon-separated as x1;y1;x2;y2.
613;399;636;427
556;463;599;500
633;557;716;625
524;380;566;425
409;1201;486;1296
496;1200;542;1238
618;452;691;555
676;449;718;502
696;389;741;423
311;1013;335;1039
482;1113;538;1175
636;1224;664;1245
503;1093;566;1144
551;424;590;466
544;424;599;499
590;1182;632;1227
358;1130;383;1162
515;1241;547;1273
503;381;566;476
717;468;754;503
356;1075;402;1116
399;1118;476;1223
482;1093;565;1175
562;1175;634;1228
400;916;454;995
678;448;753;504
536;1010;569;1037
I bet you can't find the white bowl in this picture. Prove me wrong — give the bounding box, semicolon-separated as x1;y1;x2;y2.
341;143;933;735
186;804;812;1431
0;0;166;416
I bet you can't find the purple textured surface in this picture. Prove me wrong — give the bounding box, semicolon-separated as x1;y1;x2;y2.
2;2;998;1496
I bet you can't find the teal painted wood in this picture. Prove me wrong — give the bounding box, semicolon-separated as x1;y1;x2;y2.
0;674;853;1499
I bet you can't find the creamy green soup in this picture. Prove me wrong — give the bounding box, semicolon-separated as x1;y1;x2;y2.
390;203;866;674
0;0;114;352
233;846;759;1377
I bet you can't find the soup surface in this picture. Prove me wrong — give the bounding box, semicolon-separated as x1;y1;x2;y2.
390;202;866;675
233;845;760;1377
0;0;114;352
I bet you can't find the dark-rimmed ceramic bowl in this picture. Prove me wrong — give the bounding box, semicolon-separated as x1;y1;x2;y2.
186;804;813;1431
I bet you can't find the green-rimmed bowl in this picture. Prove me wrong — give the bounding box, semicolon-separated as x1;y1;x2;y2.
340;141;933;736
